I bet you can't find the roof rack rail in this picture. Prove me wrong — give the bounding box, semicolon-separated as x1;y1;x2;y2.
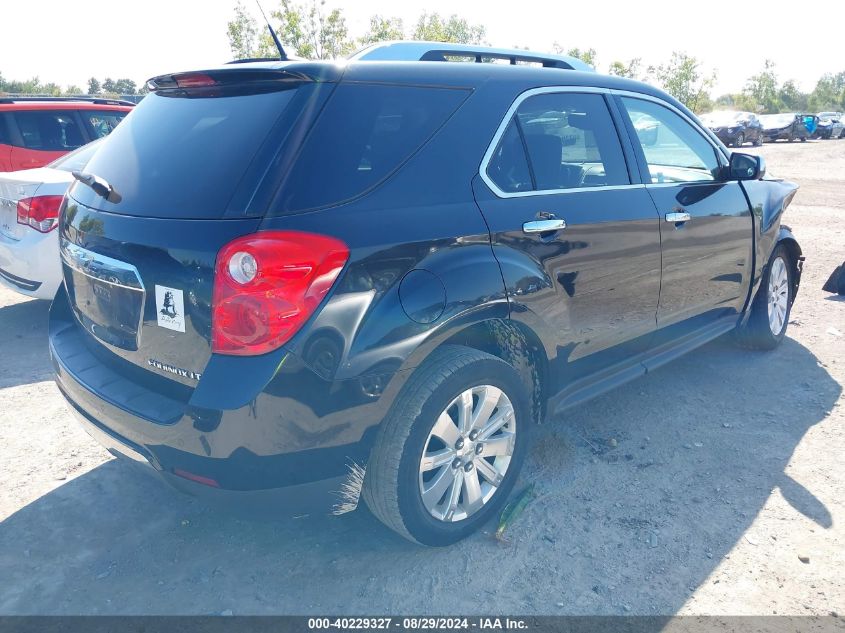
348;41;595;72
0;95;137;107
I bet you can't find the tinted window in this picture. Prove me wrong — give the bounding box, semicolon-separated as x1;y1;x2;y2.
489;92;629;193
14;111;86;151
48;139;102;173
276;83;468;213
80;110;127;139
0;114;10;145
73;89;297;218
486;119;533;193
622;97;720;183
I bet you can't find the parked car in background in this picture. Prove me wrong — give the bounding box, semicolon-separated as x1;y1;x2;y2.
49;42;802;546
816;112;844;139
0;97;132;172
700;110;763;147
759;113;811;142
0;140;101;299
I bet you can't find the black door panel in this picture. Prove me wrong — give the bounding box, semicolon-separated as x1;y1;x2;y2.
474;89;662;393
618;96;753;331
475;182;662;386
647;182;752;327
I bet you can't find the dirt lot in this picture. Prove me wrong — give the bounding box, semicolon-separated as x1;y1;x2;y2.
1;140;843;616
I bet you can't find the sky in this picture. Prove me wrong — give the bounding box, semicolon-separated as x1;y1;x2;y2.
1;0;839;96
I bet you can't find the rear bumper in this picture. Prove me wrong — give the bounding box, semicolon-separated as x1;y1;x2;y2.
0;228;60;300
62;392;345;514
49;287;390;516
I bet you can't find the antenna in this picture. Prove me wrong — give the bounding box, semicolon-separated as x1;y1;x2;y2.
254;0;288;61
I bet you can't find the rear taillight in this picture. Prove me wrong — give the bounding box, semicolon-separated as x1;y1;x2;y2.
212;231;349;356
16;195;63;233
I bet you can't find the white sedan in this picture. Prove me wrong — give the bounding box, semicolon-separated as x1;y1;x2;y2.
0;140;101;300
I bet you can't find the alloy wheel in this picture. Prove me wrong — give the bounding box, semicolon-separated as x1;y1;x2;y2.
418;385;516;522
767;256;789;336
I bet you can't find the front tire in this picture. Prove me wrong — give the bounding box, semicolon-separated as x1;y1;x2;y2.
734;245;795;350
362;346;531;546
734;133;745;148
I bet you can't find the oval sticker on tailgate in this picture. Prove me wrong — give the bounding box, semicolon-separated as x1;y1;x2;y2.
155;285;185;333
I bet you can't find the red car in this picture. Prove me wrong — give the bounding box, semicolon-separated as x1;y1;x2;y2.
0;97;133;172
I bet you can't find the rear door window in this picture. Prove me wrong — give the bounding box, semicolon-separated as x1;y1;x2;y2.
274;83;469;213
80;110;127;139
14;111;86;151
486;91;629;193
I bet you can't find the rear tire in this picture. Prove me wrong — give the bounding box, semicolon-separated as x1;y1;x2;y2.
734;245;795;350
362;345;531;546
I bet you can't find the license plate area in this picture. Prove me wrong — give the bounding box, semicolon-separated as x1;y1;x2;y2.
60;239;146;351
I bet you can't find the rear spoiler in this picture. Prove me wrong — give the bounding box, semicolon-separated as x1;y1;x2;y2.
146;62;345;93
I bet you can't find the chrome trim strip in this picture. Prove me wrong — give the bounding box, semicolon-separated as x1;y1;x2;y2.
60;238;145;292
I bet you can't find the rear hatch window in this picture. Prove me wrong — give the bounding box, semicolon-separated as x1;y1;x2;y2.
69;81;305;219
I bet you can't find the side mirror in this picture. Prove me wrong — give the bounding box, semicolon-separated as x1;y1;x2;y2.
729;152;766;181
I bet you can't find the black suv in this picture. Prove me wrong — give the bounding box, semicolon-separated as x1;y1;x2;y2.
50;43;802;546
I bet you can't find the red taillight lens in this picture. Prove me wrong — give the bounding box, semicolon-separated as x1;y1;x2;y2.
16;195;63;233
212;231;349;356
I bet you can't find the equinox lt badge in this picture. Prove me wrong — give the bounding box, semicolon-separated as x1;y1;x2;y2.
147;359;201;381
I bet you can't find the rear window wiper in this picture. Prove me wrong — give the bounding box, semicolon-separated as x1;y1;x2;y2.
71;171;122;204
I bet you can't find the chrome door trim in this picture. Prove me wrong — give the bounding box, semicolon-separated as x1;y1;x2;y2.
665;211;691;223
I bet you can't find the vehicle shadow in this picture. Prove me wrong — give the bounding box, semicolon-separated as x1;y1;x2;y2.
0;336;839;615
0;297;52;389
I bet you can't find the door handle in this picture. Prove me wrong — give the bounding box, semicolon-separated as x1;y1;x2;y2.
665;211;691;223
523;218;566;234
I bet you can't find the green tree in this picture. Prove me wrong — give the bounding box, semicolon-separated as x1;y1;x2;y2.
359;15;404;45
808;72;845;111
273;0;354;59
227;1;262;59
648;52;715;113
554;45;596;68
112;78;137;95
778;80;808;112
607;58;641;79
64;85;83;96
412;12;486;44
87;77;101;94
743;60;781;113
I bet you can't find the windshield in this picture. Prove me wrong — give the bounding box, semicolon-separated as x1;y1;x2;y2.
47;139;103;173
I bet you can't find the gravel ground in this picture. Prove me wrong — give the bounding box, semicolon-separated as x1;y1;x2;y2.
0;140;843;616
